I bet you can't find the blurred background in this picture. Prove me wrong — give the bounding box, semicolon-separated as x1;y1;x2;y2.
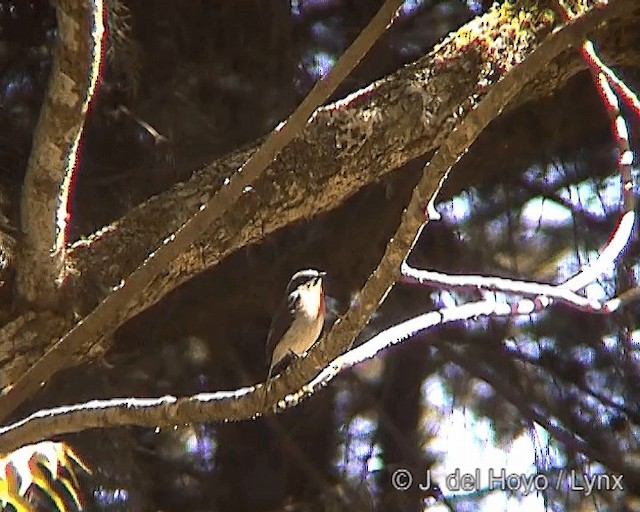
0;0;639;511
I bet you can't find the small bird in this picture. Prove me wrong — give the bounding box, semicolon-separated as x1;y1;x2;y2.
264;269;327;398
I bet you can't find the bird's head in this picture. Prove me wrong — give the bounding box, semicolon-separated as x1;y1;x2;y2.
286;269;327;317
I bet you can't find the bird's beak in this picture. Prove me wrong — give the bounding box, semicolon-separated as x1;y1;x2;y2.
319;271;327;278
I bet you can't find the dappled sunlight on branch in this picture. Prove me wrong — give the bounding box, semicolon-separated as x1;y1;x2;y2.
401;210;635;313
0;0;407;425
0;8;640;508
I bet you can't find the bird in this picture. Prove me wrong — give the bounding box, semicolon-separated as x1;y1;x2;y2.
264;269;327;401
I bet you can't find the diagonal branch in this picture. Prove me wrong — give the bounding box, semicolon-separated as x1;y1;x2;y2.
0;0;634;450
0;0;636;423
0;0;405;422
64;0;640;322
3;281;637;454
272;0;638;412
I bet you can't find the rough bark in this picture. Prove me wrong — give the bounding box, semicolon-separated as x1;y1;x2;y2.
64;2;640;327
0;0;638;413
0;0;637;451
17;0;105;307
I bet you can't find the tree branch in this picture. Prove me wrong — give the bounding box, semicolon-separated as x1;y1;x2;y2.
401;211;636;313
0;0;637;420
3;279;637;453
0;300;545;451
64;0;640;324
16;0;106;307
263;0;638;415
0;0;635;449
0;0;406;422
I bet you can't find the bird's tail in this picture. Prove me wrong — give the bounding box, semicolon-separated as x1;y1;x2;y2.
263;364;274;413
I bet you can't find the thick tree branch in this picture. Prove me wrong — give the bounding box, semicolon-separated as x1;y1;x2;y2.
0;0;405;422
0;0;634;449
202;0;640;420
17;0;106;307
0;0;637;418
65;0;640;324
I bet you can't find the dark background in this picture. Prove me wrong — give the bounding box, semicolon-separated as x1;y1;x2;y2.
1;0;639;511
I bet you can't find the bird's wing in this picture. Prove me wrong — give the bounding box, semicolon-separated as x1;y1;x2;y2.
265;292;298;364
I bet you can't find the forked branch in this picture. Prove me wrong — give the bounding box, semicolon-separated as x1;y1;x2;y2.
0;0;406;422
1;0;637;396
0;0;635;453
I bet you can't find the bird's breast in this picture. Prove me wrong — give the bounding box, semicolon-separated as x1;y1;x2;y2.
298;287;323;319
279;312;323;358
